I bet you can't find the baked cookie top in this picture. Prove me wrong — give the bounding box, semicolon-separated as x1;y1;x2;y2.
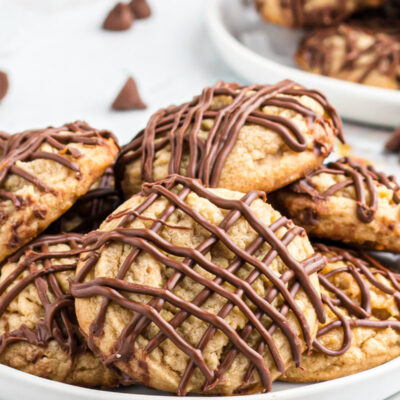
288;157;400;224
255;0;386;28
314;243;400;355
284;244;400;382
115;80;343;196
0;233;118;387
72;175;326;395
0;121;119;261
46;167;121;234
296;23;400;89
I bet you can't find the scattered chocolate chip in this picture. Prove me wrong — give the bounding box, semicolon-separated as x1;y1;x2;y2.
385;126;400;153
130;0;151;19
112;77;147;111
0;71;9;102
103;3;134;31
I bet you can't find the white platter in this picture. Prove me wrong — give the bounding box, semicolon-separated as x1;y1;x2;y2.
0;354;399;400
205;0;400;128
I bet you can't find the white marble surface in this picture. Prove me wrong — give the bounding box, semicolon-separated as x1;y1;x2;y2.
0;0;398;399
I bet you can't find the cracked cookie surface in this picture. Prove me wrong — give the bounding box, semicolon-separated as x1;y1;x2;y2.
0;233;119;387
283;244;400;382
0;122;119;262
273;157;400;253
296;23;400;90
115;80;342;198
72;175;325;395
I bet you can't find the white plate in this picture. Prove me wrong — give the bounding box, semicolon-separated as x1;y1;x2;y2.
0;355;399;400
205;0;400;128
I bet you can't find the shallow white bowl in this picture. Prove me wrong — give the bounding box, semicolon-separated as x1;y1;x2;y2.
205;0;400;128
1;347;399;399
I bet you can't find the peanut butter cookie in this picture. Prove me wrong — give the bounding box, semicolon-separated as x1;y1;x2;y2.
0;233;119;387
273;157;400;253
115;80;342;198
254;0;385;28
0;122;119;262
296;24;400;90
283;244;400;382
72;175;326;395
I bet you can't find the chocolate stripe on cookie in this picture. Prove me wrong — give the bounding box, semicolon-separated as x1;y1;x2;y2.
71;175;326;394
115;80;343;191
289;0;351;27
0;122;117;206
290;157;400;223
297;24;400;84
313;243;400;357
0;233;84;356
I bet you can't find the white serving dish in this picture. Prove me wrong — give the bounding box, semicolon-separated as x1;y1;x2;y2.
205;0;400;128
0;355;399;400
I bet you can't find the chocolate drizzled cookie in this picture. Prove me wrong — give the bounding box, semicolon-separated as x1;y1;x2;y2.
72;174;326;395
296;22;400;89
0;121;119;262
273;157;400;253
255;0;386;28
0;233;118;387
284;244;400;382
115;79;342;197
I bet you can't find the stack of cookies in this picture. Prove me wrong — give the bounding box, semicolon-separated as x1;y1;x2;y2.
0;81;399;395
255;0;400;90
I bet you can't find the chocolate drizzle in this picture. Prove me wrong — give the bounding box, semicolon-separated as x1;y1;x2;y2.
313;243;400;357
46;167;121;234
0;122;117;210
257;0;383;28
71;175;326;394
115;80;342;193
290;157;400;223
288;0;352;28
0;233;85;357
297;23;400;85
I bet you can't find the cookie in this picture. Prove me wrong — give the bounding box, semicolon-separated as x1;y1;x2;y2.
272;157;400;253
115;80;342;198
254;0;386;28
296;24;400;90
351;0;400;39
46;167;121;234
0;233;119;387
71;174;326;395
0;121;119;262
283;244;400;382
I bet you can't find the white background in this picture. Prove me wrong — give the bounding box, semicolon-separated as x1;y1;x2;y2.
0;0;399;398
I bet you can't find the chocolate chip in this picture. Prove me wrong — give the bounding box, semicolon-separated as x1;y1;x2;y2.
103;3;134;31
0;71;9;102
130;0;151;19
385;126;400;153
112;77;147;110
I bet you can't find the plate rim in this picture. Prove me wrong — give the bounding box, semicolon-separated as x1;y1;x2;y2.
0;351;399;399
205;0;400;127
